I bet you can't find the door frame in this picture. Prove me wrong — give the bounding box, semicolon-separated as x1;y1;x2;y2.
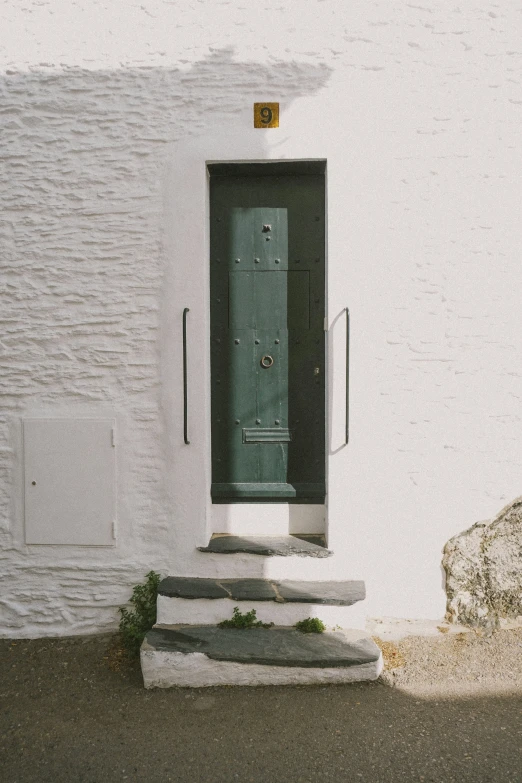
159;130;334;557
207;159;328;506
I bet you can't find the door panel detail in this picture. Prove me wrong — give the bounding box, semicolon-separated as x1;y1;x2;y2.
242;428;292;443
229;271;310;330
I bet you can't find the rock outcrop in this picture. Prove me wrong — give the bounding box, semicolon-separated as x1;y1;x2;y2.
443;497;522;632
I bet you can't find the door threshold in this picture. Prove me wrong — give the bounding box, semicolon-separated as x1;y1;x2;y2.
212;482;325;503
199;533;332;557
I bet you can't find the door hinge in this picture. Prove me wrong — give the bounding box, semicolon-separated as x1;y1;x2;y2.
112;519;117;540
111;427;116;447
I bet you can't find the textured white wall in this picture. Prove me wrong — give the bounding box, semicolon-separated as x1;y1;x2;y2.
1;1;521;636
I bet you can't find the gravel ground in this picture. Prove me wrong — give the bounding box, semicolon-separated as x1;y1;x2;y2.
1;629;521;783
378;627;522;695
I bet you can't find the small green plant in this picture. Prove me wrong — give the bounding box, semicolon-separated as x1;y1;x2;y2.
218;606;274;630
119;571;161;656
294;617;326;634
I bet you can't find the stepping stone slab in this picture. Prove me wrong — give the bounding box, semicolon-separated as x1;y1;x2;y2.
158;578;230;600
224;579;279;601
198;535;332;557
145;626;381;668
275;580;365;605
158;577;365;605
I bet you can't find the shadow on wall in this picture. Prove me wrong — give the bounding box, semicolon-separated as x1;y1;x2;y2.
1;46;332;159
0;49;333;571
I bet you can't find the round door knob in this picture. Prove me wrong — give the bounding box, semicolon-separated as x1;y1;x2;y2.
260;355;274;369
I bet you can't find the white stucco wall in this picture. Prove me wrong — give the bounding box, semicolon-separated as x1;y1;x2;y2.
1;1;521;637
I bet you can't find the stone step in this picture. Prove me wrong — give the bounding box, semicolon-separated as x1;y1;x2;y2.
141;625;383;687
197;534;332;558
190;550;339;582
157;577;365;627
158;577;364;603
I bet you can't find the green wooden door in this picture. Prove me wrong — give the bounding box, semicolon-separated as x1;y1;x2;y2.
210;165;325;502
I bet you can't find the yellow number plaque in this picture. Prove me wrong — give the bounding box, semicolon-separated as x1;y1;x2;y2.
254;103;279;128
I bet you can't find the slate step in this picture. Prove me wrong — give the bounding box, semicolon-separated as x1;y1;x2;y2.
141;626;383;687
197;534;332;558
158;577;364;604
157;577;365;627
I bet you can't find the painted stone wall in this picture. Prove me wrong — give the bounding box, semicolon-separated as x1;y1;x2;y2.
1;1;521;636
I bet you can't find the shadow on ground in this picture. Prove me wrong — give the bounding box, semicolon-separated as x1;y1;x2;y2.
1;635;521;783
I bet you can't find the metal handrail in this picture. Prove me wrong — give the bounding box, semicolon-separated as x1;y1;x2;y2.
345;307;350;445
183;308;190;444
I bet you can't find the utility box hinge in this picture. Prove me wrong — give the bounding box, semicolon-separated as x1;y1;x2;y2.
111;428;116;447
112;519;117;540
324;317;328;332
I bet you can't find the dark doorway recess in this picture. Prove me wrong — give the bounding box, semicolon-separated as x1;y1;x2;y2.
209;161;326;503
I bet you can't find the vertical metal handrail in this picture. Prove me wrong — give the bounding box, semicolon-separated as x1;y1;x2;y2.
345;307;350;445
183;308;190;445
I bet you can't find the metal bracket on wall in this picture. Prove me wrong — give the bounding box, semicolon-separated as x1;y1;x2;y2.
345;307;350;446
183;307;190;445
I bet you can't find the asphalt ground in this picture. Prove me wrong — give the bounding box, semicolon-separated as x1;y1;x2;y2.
1;633;521;783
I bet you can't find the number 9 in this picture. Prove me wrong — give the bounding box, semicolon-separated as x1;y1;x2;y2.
260;107;273;125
